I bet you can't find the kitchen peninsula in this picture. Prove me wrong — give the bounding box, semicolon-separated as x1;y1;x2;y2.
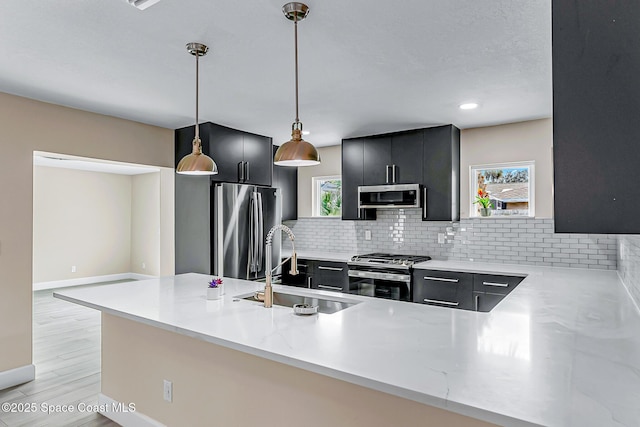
54;264;640;427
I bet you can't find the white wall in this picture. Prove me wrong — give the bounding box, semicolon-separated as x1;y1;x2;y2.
0;91;173;376
131;173;160;276
33;166;133;283
297;145;342;217
460;118;553;218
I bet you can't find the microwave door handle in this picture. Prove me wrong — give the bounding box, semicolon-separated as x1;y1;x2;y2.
422;187;428;219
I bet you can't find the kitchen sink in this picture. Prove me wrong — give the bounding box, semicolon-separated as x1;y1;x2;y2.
235;290;359;314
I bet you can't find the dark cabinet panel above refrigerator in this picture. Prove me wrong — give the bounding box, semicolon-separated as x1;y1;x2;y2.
175;122;272;186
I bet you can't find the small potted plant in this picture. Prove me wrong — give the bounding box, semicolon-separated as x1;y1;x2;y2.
207;277;223;300
474;188;493;217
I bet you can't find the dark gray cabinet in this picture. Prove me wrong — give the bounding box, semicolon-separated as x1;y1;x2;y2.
363;132;423;185
272;145;298;221
363;136;391;185
281;258;314;288
472;273;524;312
412;270;474;310
341;138;376;220
341;125;459;221
175;122;272;186
313;261;348;293
553;2;640;233
281;259;348;292
422;125;460;221
413;269;524;312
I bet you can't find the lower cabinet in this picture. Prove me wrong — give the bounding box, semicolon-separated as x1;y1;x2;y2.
280;259;348;292
412;270;474;310
313;261;348;293
281;258;314;288
413;270;525;312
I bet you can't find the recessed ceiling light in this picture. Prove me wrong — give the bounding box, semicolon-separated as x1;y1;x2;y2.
302;130;310;135
124;0;162;10
459;102;479;110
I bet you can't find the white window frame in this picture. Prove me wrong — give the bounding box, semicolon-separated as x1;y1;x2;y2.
312;175;342;218
469;161;535;218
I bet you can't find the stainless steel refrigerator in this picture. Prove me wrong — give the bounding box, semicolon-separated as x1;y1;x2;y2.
212;183;281;280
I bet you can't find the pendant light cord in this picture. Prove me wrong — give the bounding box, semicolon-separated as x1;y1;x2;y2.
294;13;299;124
195;51;200;140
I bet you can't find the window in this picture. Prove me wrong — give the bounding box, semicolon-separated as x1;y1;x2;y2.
312;176;342;217
470;162;535;217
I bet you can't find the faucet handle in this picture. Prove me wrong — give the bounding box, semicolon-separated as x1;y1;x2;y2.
290;252;299;275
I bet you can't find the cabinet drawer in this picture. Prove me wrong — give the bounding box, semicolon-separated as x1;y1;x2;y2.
314;261;348;292
412;270;473;310
473;274;524;295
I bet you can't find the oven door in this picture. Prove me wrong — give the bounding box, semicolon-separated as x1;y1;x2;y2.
347;268;411;301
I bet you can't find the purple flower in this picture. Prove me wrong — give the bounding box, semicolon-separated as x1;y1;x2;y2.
208;277;223;288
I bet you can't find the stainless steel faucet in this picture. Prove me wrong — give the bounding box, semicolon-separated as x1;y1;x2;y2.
262;224;298;308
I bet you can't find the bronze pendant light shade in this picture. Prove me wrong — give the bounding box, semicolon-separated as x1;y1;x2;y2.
176;42;218;175
274;2;321;167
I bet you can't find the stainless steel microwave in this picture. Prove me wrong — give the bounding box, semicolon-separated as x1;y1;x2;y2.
358;184;421;209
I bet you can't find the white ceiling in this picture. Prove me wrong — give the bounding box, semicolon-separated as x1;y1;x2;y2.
0;0;551;147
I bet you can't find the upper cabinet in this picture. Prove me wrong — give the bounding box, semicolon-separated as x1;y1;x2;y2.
175;122;272;187
342;125;459;221
363;132;423;185
422;125;460;221
341;138;376;220
553;2;640;233
272;145;298;221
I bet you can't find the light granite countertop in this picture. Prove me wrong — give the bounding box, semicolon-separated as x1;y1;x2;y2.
54;264;640;427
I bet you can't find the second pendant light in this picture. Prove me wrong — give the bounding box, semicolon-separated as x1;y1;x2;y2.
274;2;321;167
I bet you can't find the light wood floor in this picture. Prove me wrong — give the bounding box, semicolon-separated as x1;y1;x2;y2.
0;284;125;427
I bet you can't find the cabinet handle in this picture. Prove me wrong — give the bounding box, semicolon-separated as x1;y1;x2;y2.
307;277;312;289
423;298;459;307
482;281;509;287
475;294;479;311
238;162;244;181
318;284;342;291
244;162;249;182
318;266;343;271
385;165;390;184
392;164;397;183
423;276;459;283
297;263;308;268
422;187;428;219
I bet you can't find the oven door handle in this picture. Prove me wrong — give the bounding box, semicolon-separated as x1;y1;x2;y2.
348;270;411;283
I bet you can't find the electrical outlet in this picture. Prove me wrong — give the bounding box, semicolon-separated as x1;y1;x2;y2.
71;265;77;273
438;233;445;244
364;230;372;241
163;379;172;402
142;262;146;270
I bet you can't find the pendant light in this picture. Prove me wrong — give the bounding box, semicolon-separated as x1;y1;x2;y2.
274;2;321;167
176;42;218;175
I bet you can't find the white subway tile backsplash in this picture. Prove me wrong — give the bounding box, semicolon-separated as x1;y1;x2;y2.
283;212;618;270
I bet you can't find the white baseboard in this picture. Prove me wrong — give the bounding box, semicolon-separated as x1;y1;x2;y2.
33;272;157;291
98;394;166;427
0;364;35;390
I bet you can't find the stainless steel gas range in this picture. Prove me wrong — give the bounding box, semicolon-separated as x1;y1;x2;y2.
347;253;431;301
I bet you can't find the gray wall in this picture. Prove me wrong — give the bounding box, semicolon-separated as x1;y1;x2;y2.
618;236;640;308
284;211;617;270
